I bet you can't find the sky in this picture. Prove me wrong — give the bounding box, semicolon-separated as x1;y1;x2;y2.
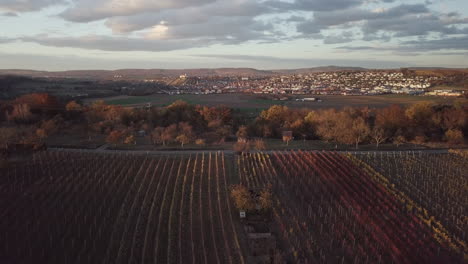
0;0;467;70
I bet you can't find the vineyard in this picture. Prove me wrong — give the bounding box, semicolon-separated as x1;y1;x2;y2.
238;151;467;263
1;149;467;263
0;151;246;264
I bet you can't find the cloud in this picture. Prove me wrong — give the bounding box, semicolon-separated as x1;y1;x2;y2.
296;4;431;35
62;0;370;24
19;35;213;52
18;15;278;52
268;0;363;12
0;37;14;43
400;35;468;52
323;31;354;44
337;35;468;54
0;0;65;12
60;0;216;22
295;3;468;46
363;13;468;37
105;0;272;33
1;11;18;16
3;0;468;61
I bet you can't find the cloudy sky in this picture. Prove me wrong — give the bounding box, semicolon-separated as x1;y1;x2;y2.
0;0;467;70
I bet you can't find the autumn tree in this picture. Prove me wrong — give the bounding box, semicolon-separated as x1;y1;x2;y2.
375;105;408;138
254;139;266;150
258;105;290;137
445;129;464;144
105;106;125;122
215;125;232;143
14;93;60;111
314;109;343;148
435;107;467;131
195;139;206;146
176;135;190;147
405;102;435;139
176;122;194;147
230;185;254;211
8;104;32;123
393;135;406;147
198;105;232;125
36;128;47;141
124;135;136;145
258;186;273;210
282;131;293;146
161;124;178;146
40;119;59;136
106;130;123;146
151;127;165;145
65;101;82;112
164;100;204;128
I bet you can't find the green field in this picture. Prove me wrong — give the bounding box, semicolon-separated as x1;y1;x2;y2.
86;93;459;111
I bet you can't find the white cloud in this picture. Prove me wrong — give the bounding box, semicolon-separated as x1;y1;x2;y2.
0;0;65;12
144;24;169;40
60;0;216;22
4;0;468;57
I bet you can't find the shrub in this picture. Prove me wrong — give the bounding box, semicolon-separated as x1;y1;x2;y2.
195;139;206;146
254;139;266;150
445;129;464;144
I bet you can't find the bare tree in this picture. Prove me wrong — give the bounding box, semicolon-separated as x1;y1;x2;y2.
236;125;249;141
372;127;387;149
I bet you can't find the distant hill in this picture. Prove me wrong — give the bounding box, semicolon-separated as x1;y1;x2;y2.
1;66;466;80
0;66;369;80
0;68;272;79
272;66;368;75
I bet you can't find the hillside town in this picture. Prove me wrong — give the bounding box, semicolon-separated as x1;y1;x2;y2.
163;71;464;97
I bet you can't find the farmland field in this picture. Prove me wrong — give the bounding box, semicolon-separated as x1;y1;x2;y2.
85;93;457;110
1;150;467;263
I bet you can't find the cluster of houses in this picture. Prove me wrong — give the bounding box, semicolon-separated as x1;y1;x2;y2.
157;71;463;96
140;70;463;97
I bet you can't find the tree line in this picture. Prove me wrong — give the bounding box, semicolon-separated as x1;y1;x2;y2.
1;93;467;149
